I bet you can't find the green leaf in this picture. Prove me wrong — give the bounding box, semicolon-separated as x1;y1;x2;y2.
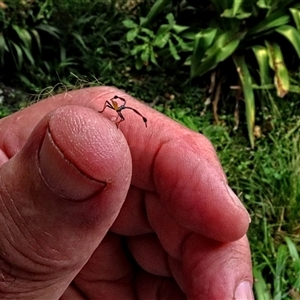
293;276;300;290
126;28;139;42
172;34;191;51
168;39;180;60
135;58;144;70
166;13;175;27
257;0;296;13
180;30;197;40
19;74;35;90
72;32;90;52
141;0;172;27
35;24;61;40
266;42;290;97
0;33;7;65
192;30;246;78
153;31;170;48
284;237;300;266
122;19;137;29
221;0;252;19
184;55;191;66
141;46;150;63
232;0;243;16
252;45;272;85
31;29;41;52
274;245;288;299
11;41;23;70
131;44;147;56
290;8;300;30
149;47;158;65
156;24;171;36
137;35;151;43
60;45;66;61
154;24;171;48
20;44;34;65
12;25;32;50
141;27;156;38
253;267;271;300
190;28;217;78
172;24;190;34
276;25;300;59
248;11;290;36
222;8;251;19
275;245;288;276
289;85;300;93
233;55;255;148
256;0;271;10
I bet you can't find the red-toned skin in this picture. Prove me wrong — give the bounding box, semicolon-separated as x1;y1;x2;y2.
0;87;252;299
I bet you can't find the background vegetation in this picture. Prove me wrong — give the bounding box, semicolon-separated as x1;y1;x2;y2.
1;0;300;298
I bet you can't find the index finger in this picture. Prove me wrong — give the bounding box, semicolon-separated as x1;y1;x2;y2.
0;86;250;241
88;87;250;241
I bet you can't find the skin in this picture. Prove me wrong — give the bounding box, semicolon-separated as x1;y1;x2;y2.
0;86;253;299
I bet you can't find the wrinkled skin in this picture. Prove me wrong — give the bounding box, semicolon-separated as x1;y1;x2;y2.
0;87;253;299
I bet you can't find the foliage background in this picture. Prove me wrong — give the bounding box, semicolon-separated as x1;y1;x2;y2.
1;0;300;299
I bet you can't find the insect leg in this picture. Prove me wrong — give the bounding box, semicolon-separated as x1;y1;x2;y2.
112;95;126;106
98;101;114;113
115;111;125;128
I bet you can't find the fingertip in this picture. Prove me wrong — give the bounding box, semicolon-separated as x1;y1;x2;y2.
154;139;249;241
182;235;253;300
226;185;251;224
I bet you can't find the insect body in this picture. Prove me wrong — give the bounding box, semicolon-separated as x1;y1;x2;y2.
99;95;147;128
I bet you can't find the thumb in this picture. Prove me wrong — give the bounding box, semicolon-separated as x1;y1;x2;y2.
0;106;132;299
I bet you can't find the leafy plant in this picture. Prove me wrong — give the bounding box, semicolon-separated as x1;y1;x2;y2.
45;0;133;86
123;0;300;147
0;0;60;73
123;12;191;70
254;237;300;300
0;0;131;90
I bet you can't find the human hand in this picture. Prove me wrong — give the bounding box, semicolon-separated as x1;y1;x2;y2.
0;87;253;299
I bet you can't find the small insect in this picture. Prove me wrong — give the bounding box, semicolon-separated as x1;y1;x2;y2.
98;95;147;128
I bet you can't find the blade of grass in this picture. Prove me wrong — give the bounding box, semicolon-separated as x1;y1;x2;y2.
266;42;290;97
0;33;7;65
274;245;288;300
252;45;272;85
11;41;23;70
140;0;172;27
276;25;300;59
233;55;255;148
253;267;272;300
190;28;217;78
290;8;300;30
